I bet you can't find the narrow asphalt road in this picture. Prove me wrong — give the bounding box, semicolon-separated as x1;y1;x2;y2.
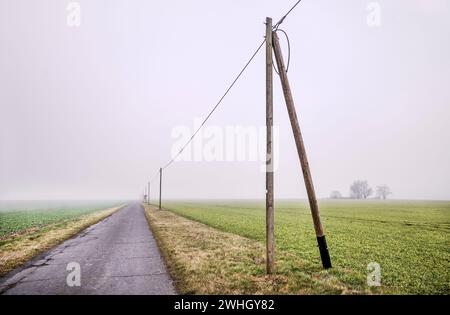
0;202;176;295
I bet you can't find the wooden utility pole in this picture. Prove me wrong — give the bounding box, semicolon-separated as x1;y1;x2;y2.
272;31;332;269
159;168;162;210
265;17;275;274
148;181;150;205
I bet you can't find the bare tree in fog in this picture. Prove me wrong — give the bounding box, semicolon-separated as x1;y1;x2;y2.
350;180;373;199
376;185;392;199
330;191;342;199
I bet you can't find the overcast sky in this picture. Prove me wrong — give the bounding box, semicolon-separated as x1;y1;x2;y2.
1;0;449;201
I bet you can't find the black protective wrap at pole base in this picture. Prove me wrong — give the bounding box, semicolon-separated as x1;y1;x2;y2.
317;235;332;269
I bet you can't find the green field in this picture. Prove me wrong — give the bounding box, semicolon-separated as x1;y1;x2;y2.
0;201;124;238
163;200;450;295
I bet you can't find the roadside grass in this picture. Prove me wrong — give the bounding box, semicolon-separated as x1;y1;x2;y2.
0;202;125;238
144;204;386;295
158;200;450;295
0;205;123;277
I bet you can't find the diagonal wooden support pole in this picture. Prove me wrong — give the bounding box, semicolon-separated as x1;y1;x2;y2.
272;31;332;269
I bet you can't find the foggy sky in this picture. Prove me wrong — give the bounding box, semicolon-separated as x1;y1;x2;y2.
1;0;449;200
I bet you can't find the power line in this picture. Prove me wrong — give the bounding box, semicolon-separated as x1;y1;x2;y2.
273;0;303;30
161;39;266;170
149;0;304;178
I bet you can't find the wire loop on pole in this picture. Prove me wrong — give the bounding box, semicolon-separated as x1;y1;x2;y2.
272;28;291;75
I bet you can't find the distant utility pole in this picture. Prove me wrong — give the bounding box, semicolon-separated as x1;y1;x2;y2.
265;17;275;275
148;181;150;205
159;168;162;210
272;31;332;269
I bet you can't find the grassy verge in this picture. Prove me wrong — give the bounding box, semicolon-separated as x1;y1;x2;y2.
160;200;449;295
0;205;123;277
143;204;386;295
